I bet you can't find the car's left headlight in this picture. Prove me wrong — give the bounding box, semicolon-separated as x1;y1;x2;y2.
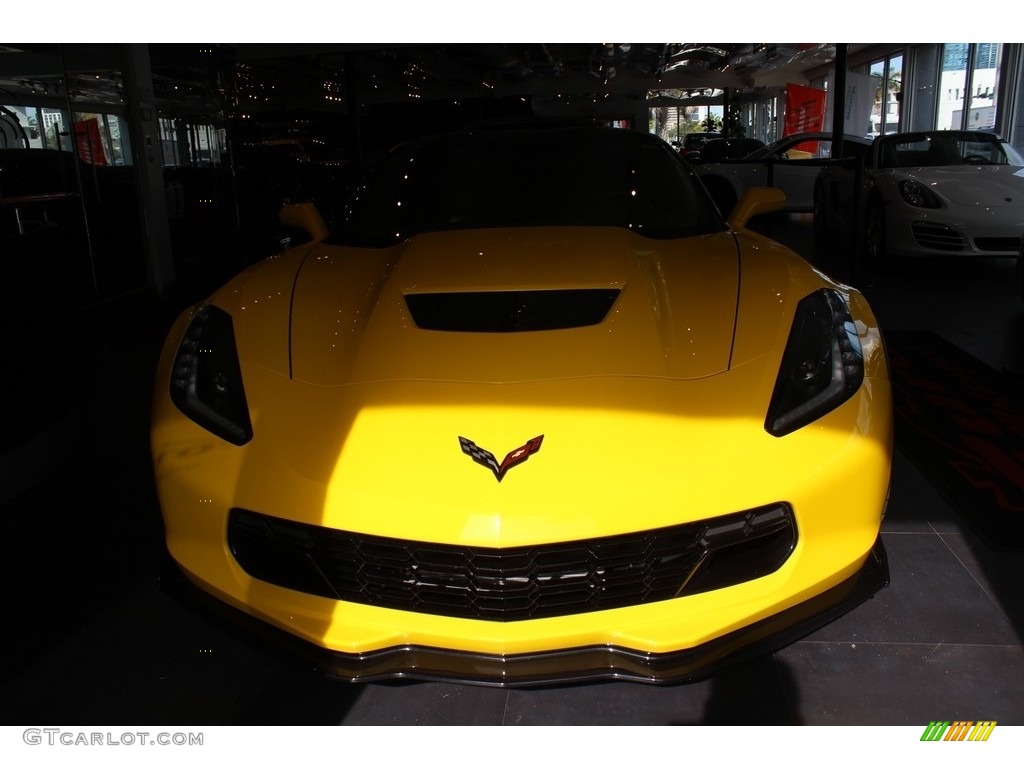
169;305;254;445
898;180;941;208
765;288;864;437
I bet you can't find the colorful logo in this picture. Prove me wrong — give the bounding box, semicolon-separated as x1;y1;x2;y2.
920;721;997;741
459;435;544;482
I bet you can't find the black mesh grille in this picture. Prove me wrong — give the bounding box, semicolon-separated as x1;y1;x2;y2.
404;289;620;332
228;504;796;621
912;221;965;252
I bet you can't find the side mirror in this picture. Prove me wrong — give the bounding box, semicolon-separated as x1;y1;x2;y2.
727;187;786;230
278;201;329;243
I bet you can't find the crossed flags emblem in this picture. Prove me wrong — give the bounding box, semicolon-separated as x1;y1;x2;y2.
458;435;544;482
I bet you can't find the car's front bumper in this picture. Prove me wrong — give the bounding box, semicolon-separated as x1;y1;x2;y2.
887;207;1024;257
164;535;887;687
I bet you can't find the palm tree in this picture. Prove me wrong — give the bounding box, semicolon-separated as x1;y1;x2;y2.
701;114;723;133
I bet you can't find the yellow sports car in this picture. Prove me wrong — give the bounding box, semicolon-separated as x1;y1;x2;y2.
151;123;892;686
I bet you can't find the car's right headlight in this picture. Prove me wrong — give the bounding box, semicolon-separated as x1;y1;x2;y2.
169;305;253;446
765;288;864;437
898;179;942;208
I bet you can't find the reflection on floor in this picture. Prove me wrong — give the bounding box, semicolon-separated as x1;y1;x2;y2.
1;213;1022;725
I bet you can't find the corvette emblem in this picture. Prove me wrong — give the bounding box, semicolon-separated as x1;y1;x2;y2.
458;435;544;482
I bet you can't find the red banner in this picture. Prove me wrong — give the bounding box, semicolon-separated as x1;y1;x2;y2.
74;118;107;166
784;83;826;154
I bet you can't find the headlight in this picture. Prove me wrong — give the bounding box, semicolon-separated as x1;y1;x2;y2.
898;180;941;208
765;288;864;437
169;305;253;445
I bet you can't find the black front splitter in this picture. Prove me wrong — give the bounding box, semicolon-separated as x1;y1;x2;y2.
162;536;888;687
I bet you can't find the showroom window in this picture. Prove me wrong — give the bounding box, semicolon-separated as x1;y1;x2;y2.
868;53;903;136
159;117;224;167
754;93;780;144
72;112;131;165
1;104;132;165
0;105;72;150
938;43;1002;130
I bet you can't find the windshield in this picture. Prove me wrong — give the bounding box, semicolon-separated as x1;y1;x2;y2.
878;131;1024;168
330;125;725;247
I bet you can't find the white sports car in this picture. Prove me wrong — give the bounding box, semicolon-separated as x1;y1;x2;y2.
694;132;871;216
814;130;1024;262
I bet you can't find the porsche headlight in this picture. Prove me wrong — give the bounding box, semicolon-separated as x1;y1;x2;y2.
169;305;253;445
765;289;864;437
898;180;941;208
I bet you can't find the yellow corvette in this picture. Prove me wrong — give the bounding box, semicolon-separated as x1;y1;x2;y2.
151;123;892;686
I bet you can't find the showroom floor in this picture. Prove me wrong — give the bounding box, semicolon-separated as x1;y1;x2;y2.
1;214;1022;726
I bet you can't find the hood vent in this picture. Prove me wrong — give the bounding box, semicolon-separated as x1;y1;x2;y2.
405;289;620;332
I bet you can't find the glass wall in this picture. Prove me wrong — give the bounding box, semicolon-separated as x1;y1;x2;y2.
0;45;147;303
903;45;940;132
2;44;239;308
1008;46;1024;155
159;117;226;167
939;43;1002;131
1;104;132;162
650;44;1023;149
868;53;903;136
752;93;780;144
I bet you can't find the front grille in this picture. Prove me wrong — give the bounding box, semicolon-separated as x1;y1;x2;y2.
974;237;1019;253
228;504;796;622
912;222;964;252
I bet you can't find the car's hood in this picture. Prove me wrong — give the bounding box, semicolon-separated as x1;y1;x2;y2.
891;165;1024;206
288;227;742;385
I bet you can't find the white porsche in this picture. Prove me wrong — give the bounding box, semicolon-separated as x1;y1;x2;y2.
814;130;1024;263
